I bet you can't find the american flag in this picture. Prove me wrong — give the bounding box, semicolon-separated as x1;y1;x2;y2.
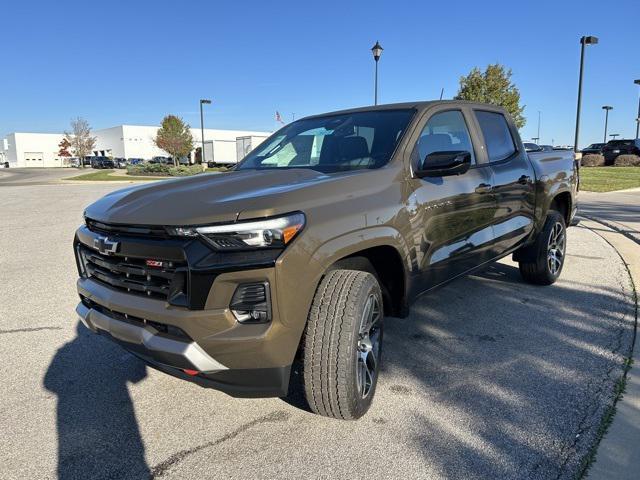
275;111;285;124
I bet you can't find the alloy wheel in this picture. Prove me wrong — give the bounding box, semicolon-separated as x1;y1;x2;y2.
547;222;565;276
356;294;382;399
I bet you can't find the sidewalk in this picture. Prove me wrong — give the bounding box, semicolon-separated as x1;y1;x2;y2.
581;217;639;479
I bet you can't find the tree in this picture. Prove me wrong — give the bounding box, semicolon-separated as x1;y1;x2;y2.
58;137;72;157
64;118;96;168
454;64;526;129
154;115;194;166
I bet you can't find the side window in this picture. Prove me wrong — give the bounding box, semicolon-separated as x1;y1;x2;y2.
414;110;475;169
475;111;516;162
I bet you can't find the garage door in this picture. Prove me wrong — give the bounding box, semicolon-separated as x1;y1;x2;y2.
24;152;44;167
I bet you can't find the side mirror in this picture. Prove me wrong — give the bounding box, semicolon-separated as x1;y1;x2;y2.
415;151;472;178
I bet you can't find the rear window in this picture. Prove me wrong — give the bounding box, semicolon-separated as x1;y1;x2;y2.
475;111;516;162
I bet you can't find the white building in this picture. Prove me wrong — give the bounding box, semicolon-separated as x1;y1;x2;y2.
0;125;271;167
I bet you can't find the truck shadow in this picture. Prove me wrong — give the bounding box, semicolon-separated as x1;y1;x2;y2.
43;322;150;479
376;259;635;479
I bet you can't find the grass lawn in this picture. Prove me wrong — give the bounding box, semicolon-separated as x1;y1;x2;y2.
64;169;171;182
580;167;640;192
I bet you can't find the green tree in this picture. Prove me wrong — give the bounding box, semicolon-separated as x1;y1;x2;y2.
454;64;526;129
154;115;194;166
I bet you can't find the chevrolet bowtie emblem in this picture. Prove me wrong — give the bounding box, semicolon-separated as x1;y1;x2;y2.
93;235;119;255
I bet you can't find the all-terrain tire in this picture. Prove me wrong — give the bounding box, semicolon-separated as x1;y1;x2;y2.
518;210;567;285
303;269;383;420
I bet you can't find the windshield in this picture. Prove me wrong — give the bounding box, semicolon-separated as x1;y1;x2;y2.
236;109;415;173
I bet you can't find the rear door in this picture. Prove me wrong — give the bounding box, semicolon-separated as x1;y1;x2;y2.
407;106;497;291
472;109;536;258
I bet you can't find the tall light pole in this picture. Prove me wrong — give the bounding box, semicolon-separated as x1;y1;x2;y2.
634;79;640;140
601;106;613;143
537;110;541;144
574;35;599;152
371;41;383;105
200;99;211;164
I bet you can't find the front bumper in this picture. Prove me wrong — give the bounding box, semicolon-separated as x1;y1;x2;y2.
76;288;293;397
76;301;227;372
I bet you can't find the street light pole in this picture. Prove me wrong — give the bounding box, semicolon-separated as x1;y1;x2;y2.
537;111;541;144
574;36;599;152
602;106;613;143
634;80;640;140
371;41;383;105
199;99;211;164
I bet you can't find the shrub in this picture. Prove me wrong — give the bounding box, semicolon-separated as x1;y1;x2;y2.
581;154;605;167
613;155;640;167
126;163;205;177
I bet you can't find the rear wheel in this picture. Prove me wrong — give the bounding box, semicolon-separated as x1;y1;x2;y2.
303;269;383;420
518;211;567;285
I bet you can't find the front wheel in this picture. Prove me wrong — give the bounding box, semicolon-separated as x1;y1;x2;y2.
518;211;567;285
303;269;383;420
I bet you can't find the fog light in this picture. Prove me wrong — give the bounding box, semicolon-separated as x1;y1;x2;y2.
230;282;271;323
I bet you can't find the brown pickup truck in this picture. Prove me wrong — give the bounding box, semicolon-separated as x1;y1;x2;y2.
74;101;577;419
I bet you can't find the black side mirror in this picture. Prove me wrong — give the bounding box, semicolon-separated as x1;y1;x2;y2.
415;151;472;178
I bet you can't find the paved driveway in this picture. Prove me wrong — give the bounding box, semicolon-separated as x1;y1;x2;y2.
0;167;87;186
0;183;635;479
580;189;640;242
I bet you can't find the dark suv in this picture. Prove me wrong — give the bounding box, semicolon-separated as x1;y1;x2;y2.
602;139;640;165
581;143;606;155
91;156;115;169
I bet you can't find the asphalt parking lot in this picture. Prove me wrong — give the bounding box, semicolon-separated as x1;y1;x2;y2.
0;180;635;480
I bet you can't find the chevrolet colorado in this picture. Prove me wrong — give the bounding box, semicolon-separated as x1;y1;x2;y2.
74;101;577;420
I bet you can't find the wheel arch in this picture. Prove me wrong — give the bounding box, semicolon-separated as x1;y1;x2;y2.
309;227;411;318
549;191;572;225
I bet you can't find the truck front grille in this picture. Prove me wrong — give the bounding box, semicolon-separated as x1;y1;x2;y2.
78;246;186;301
85;218;169;238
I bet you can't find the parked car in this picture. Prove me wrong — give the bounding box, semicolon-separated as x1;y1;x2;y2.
581;143;606;155
90;156;115;169
540;145;554;152
83;156;95;166
149;156;172;165
523;142;542;152
74;101;577;420
1;161;9;168
602;139;640;165
65;157;81;167
128;158;145;165
113;158;128;169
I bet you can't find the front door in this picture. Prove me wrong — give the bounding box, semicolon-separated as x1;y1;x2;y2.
407;108;497;292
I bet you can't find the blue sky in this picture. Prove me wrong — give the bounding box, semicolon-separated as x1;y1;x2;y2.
1;0;638;147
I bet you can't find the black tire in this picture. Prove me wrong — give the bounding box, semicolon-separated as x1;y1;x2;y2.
518;210;567;285
303;269;383;420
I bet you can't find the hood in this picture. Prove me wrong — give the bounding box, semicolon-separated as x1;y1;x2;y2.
84;169;350;226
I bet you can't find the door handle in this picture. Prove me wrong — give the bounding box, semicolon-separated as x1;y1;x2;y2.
518;175;531;185
475;183;493;194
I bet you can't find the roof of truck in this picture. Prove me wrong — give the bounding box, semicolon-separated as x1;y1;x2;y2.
302;100;506;120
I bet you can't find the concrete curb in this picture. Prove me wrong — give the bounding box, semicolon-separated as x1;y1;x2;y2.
579;218;640;479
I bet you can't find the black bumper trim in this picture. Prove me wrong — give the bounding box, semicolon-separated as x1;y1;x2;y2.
144;359;292;398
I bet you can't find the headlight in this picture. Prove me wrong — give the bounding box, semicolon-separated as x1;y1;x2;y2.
166;212;305;251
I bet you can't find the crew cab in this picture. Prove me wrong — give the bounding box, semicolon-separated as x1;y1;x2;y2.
74;101;577;419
